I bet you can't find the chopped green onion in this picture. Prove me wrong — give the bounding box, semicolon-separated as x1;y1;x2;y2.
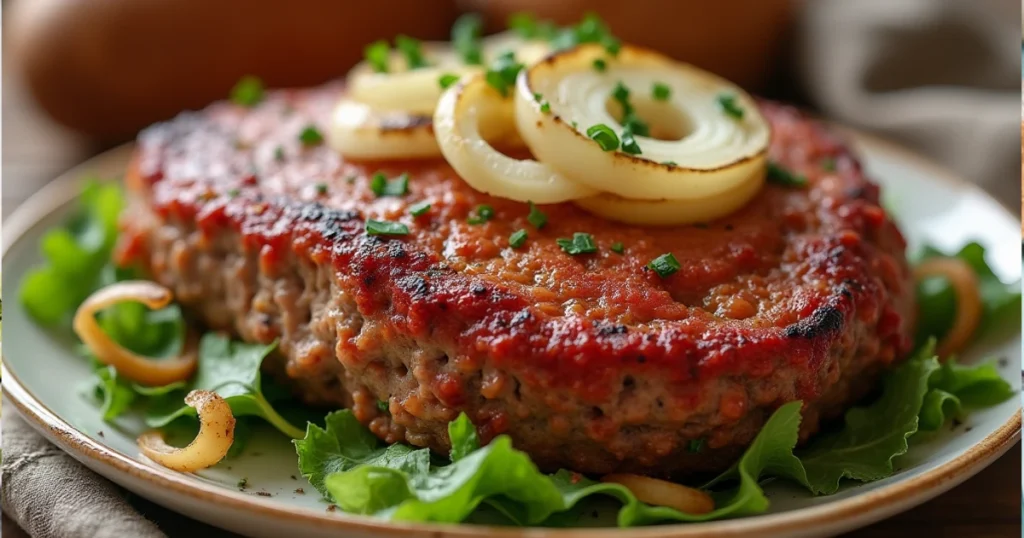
610;242;625;254
409;201;432;217
717;94;745;120
509;229;528;248
612;82;633;117
527;202;547;229
366;220;409;236
620;129;641;155
648;253;680;277
533;93;551;114
688;438;705;453
556;232;598;255
602;36;621;56
766;162;808;188
298;125;324;146
365;40;390;73
370;172;409;197
484;51;524;97
593;58;607;72
452;13;483;65
467;204;495;224
395;35;429;69
586;124;620;152
652;82;671;101
230;75;265;107
314;183;328;195
439;73;460;89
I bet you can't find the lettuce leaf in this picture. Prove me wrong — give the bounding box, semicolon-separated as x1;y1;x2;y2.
20;180;122;325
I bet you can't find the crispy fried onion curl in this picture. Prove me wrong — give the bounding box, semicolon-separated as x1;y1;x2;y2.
73;281;197;386
914;257;982;358
138;390;235;472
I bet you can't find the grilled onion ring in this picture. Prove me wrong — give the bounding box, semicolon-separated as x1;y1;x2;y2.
327;99;441;160
914;257;983;357
516;44;770;201
434;73;598;203
602;473;715;515
574;169;764;225
138;390;235;472
72;281;196;386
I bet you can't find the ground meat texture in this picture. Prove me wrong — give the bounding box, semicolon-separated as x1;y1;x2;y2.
117;86;915;477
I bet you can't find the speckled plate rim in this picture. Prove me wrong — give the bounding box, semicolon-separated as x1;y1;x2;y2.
2;135;1021;538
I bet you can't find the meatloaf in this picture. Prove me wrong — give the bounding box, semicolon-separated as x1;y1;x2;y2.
117;87;915;477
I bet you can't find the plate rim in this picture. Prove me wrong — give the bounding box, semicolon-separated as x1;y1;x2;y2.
2;135;1021;538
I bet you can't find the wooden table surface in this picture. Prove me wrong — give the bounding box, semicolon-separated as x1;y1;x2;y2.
2;43;1021;538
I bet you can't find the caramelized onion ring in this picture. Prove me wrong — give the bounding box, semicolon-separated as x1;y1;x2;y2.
914;257;983;357
327;99;442;160
516;44;769;201
574;170;764;225
434;74;598;203
138;390;235;472
72;281;196;386
602;473;715;515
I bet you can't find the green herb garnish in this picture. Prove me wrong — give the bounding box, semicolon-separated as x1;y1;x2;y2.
452;13;483;65
556;233;598;255
365;220;410;236
467;204;495;225
409;201;432;217
508;12;557;40
230;75;265;107
527;202;547;229
586;124;619;152
593;58;607;72
509;229;528;249
621;128;642;155
439;73;460;90
610;242;625;254
314;183;328;196
365;40;391;73
647;253;680;277
652;82;671;101
395;35;429;69
273;146;285;161
766;162;808;187
717;93;745;120
298;125;324;146
821;157;837;172
484;51;524;97
370;172;409;197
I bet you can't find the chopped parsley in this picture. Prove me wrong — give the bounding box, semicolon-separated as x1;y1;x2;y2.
533;93;551;114
298;125;324;146
369;172;409;197
395;35;429;69
556;233;598;255
408;201;432;217
688;438;705;453
586;124;619;152
509;229;528;248
612;82;649;136
365;220;409;236
364;40;390;73
610;242;625;254
717;94;745;120
485;51;524;97
550;12;620;54
647;253;680;277
314;183;328;195
507;12;557;40
452;13;483;65
593;58;607;72
273;146;285;161
766;162;808;188
439;73;460;90
230;75;265;107
621;128;642;155
652;82;671;101
467;204;495;224
527;202;547;229
376;400;390;413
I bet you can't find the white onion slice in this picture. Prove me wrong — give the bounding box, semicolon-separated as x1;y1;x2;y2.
348;32;549;114
327;99;441;160
138;390;235;472
574;171;764;226
434;73;598;204
516;44;770;201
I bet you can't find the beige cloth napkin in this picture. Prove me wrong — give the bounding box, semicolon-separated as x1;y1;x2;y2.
795;0;1020;208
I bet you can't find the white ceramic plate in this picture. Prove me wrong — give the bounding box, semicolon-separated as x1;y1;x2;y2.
2;133;1021;538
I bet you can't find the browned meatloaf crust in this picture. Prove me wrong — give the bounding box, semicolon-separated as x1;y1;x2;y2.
117;86;915;477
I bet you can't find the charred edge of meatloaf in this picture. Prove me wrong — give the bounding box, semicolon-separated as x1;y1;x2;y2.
122;198;903;478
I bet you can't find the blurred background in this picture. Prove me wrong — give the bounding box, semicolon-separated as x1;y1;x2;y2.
2;0;1021;536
